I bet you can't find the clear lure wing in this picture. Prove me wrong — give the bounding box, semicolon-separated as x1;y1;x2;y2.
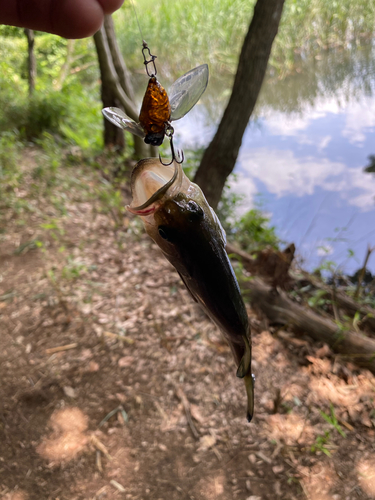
102;64;209;137
102;107;145;139
169;64;209;121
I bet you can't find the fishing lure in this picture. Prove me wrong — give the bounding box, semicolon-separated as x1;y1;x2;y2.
128;158;255;422
102;43;209;149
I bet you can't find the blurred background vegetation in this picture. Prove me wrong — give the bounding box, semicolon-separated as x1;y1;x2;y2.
1;0;375;257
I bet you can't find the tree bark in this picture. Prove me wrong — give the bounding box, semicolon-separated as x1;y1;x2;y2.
54;39;75;91
227;242;375;332
24;28;36;96
194;0;285;209
104;16;135;103
94;20;151;157
242;278;375;374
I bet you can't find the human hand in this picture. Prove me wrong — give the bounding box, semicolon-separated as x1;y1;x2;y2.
0;0;124;39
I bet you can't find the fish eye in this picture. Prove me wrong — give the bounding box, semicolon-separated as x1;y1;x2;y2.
186;200;204;220
158;226;174;242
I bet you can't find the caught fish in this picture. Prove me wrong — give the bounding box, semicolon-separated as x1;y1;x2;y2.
128;158;255;421
102;64;209;146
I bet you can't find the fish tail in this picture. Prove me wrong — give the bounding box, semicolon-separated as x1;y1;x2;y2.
244;373;255;422
236;332;255;422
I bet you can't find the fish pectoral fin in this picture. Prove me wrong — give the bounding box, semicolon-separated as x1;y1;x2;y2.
236;333;251;379
178;272;198;303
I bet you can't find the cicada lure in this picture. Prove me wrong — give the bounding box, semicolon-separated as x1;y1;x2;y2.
102;45;209;150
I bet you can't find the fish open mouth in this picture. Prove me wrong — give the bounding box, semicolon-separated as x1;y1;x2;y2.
128;159;182;215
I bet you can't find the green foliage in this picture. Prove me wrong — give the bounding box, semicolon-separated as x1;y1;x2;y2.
61;256;88;281
0;85;102;149
364;154;375;173
320;403;347;438
117;0;256;76
307;289;330;308
311;431;332;456
0;131;23;211
311;405;347;456
234;208;280;254
181;147;205;180
95;179;127;229
117;0;375;78
216;178;245;235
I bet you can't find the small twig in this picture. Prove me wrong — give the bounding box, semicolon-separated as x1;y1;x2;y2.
354;245;374;300
96;450;103;472
110;480;126;493
45;342;78;354
331;283;341;323
256;451;272;464
337;417;354;432
154;400;168;421
91;435;112;460
175;386;199;440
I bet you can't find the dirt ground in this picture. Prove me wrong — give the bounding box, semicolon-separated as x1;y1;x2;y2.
1;149;375;500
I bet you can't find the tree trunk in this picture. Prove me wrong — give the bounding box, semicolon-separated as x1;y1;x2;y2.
93;18;151;157
54;39;75;91
193;0;285;209
94;27;126;151
104;16;135;103
24;28;36;96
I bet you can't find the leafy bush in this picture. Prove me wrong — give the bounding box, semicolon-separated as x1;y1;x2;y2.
0;131;23;210
234;208;280;253
0;84;102;150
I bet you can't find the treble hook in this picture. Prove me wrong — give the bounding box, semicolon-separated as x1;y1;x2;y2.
142;41;157;77
159;134;184;166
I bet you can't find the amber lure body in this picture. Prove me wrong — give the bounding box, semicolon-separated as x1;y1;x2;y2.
128;159;254;421
102;64;209;147
138;77;171;146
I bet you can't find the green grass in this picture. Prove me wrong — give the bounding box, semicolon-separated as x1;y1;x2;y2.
116;0;375;78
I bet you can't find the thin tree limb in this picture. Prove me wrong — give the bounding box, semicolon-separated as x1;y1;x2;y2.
354;245;374;300
93;26;138;121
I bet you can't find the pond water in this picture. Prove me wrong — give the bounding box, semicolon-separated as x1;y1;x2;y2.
174;42;375;275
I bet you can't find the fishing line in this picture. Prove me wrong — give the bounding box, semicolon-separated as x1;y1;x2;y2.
129;0;158;76
130;0;145;44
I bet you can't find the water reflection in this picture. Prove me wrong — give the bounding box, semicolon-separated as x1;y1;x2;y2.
177;42;375;273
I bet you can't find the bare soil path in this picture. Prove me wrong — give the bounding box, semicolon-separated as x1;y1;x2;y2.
1;149;375;500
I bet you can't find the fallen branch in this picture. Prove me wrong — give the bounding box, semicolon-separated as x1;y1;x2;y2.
227;242;375;331
242;278;375;374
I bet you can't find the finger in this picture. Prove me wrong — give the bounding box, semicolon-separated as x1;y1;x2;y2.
0;0;124;39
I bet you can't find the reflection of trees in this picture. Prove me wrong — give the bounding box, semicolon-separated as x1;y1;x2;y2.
257;43;375;114
132;43;375;134
165;43;375;123
364;155;375;174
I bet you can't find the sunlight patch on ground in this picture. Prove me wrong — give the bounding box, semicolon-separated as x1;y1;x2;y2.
301;462;336;500
195;473;226;500
3;492;29;500
357;457;375;497
252;331;278;365
37;407;89;464
308;377;359;407
265;413;315;446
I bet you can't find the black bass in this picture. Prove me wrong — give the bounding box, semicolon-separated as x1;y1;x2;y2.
128;158;254;421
